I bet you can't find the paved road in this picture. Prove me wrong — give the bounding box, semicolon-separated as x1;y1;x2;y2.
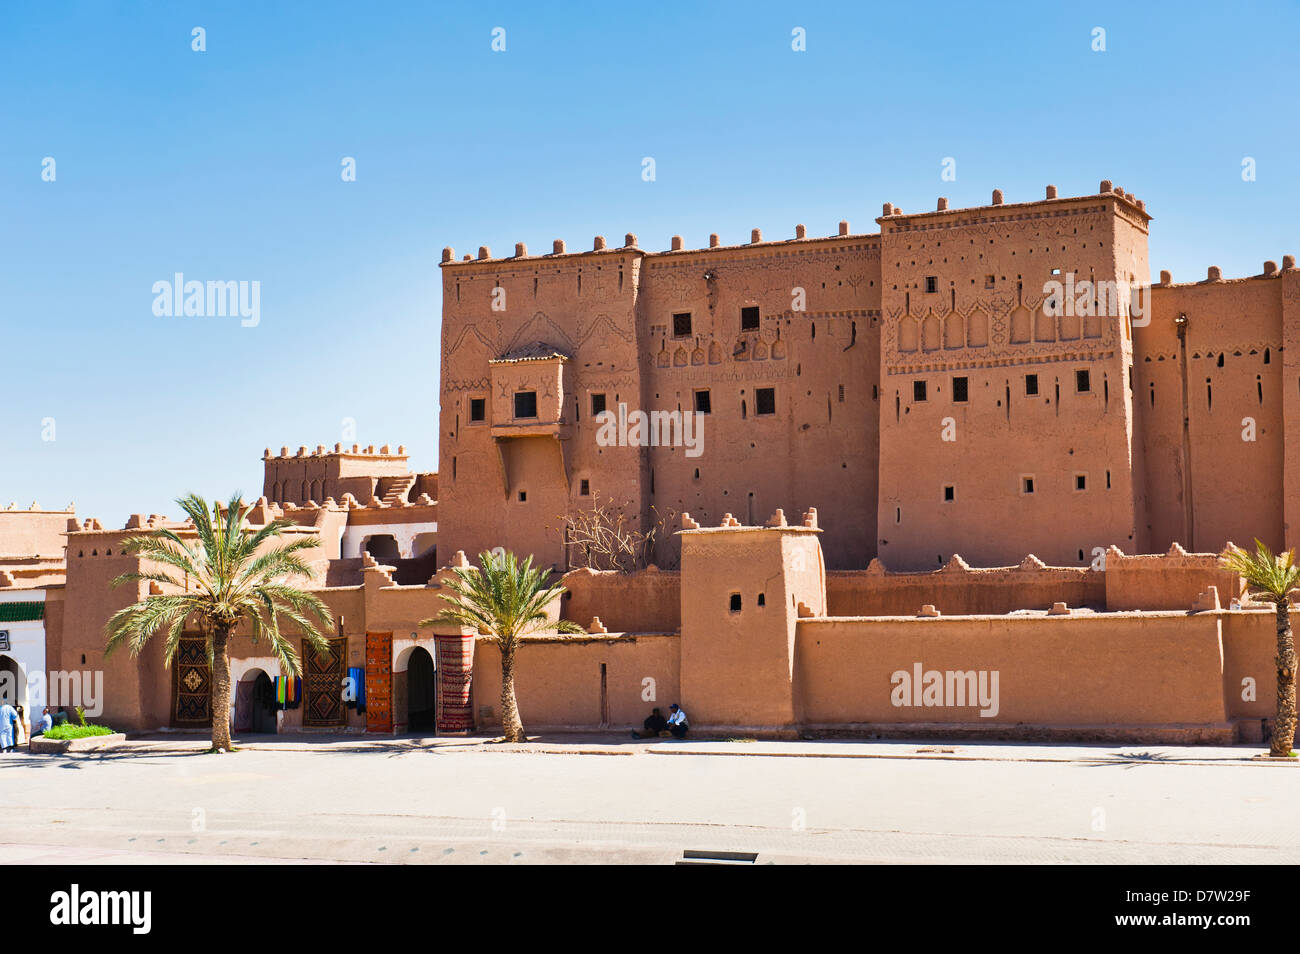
1;740;1296;864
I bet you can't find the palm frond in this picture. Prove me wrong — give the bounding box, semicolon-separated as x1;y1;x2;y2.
1222;539;1300;604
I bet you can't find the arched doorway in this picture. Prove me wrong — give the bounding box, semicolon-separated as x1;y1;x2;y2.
364;534;401;562
407;647;436;733
0;654;26;726
234;668;278;734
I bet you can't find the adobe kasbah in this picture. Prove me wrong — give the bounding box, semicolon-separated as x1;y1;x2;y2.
4;181;1298;743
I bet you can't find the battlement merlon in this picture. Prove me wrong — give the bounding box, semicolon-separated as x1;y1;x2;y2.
877;182;1152;234
263;443;409;462
437;221;879;270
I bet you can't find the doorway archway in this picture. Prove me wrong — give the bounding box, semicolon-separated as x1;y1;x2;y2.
406;647;436;733
364;534;401;562
234;668;278;734
0;654;27;725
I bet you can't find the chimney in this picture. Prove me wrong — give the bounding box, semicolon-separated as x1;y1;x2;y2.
1045;184;1058;199
839;220;849;235
671;235;684;250
937;197;948;210
553;239;565;254
593;235;606;250
709;233;720;247
991;189;1004;205
751;228;762;243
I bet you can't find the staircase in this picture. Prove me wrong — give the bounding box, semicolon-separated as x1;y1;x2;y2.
377;475;416;508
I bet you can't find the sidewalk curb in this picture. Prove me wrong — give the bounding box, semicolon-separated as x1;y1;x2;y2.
53;738;1294;766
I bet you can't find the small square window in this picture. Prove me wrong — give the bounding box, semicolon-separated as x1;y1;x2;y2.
984;274;995;288
579;479;590;496
1050;267;1062;276
1022;476;1035;495
952;376;968;402
729;593;742;613
672;312;692;338
514;391;538;418
1025;373;1039;396
913;380;927;402
925;276;938;293
518;490;527;502
1076;369;1091;393
757;593;766;607
469;398;486;422
943;485;955;502
694;389;712;414
1075;474;1087;491
755;387;776;415
740;306;760;331
591;393;607;416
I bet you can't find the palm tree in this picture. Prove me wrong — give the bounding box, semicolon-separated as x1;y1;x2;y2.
1223;539;1300;757
424;550;582;742
105;493;334;752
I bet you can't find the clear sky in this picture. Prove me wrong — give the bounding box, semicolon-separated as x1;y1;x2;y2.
2;0;1296;528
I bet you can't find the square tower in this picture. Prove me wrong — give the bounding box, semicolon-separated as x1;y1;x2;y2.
876;184;1150;569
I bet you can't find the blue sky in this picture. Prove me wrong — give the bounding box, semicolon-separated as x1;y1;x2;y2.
1;0;1296;527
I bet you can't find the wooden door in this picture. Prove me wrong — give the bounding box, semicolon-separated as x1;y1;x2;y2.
365;631;393;733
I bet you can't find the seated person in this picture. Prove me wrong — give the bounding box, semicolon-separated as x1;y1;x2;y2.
631;707;669;739
35;707;53;736
666;703;689;739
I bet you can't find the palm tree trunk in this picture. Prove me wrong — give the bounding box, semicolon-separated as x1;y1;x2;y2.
499;641;526;743
211;623;234;752
1273;600;1297;757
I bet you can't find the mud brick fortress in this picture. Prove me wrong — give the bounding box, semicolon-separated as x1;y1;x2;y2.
3;181;1299;743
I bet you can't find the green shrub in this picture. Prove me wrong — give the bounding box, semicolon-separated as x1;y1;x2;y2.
43;724;113;741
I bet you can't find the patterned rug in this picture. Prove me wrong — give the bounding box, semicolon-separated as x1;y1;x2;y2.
172;636;212;726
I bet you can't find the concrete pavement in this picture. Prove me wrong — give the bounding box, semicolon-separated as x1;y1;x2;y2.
0;736;1295;864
